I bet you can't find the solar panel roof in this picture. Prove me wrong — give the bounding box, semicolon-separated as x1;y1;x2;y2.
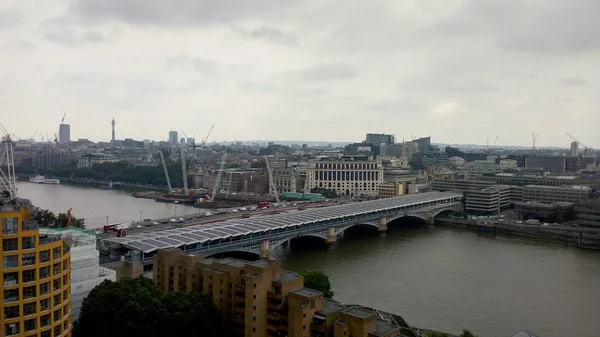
101;191;460;253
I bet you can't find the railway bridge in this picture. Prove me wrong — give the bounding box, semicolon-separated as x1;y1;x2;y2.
100;192;462;264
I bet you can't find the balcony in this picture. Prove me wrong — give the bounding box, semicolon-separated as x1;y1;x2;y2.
22;221;38;231
267;291;282;299
40;236;61;245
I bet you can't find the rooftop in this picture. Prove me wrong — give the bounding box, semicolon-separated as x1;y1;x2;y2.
371;319;399;337
524;184;591;190
39;227;96;247
101;191;461;253
279;270;302;283
342;306;375;320
291;287;322;298
317;299;344;316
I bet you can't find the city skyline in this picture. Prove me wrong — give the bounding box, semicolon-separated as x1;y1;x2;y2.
2;0;599;147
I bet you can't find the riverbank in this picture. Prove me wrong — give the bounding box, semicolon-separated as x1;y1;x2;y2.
17;174;169;192
435;217;600;250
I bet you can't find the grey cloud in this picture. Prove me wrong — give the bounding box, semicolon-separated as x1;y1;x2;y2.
361;98;423;115
429;0;600;53
0;9;20;26
233;26;297;45
165;54;218;76
41;18;120;45
70;0;302;26
557;76;590;86
1;41;37;51
398;77;498;93
299;63;358;81
237;80;328;98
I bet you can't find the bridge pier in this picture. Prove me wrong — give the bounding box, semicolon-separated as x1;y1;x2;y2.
326;227;337;248
259;240;270;259
378;216;387;236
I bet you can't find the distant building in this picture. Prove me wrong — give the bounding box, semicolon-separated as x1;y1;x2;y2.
365;133;395;156
514;201;574;223
575;199;600;228
522;185;592;204
444;146;488;162
344;142;373;156
168;131;178;145
525;156;581;173
272;167;299;193
499;159;518;171
77;153;119;168
570;141;579;156
465;160;502;179
377;182;405;198
464;185;522;215
431;179;495;192
59;123;70;144
33;146;81;170
306;157;384;197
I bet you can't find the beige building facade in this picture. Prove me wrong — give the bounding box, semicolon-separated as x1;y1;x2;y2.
306;159;384;197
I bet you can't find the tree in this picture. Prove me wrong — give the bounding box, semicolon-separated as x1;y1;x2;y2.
460;330;478;337
300;270;334;299
426;332;450;337
310;187;338;198
74;278;223;337
33;209;85;229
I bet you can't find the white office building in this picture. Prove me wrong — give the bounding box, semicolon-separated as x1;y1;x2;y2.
40;228;116;321
306;158;384;197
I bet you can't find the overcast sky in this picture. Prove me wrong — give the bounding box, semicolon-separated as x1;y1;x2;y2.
1;0;599;147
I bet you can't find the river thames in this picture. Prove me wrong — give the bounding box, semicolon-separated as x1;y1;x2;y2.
17;182;600;337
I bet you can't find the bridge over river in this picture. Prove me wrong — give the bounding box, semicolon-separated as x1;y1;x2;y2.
100;192;462;263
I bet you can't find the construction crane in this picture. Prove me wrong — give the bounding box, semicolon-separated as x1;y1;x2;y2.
532;132;538;152
264;156;280;204
158;151;172;191
54;113;66;146
567;133;593;157
211;150;228;201
490;136;499;151
225;172;233;197
201;124;215;147
0;123;18;199
180;143;188;193
30;129;38;142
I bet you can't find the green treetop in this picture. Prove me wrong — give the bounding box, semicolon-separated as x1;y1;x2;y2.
300;270;334;299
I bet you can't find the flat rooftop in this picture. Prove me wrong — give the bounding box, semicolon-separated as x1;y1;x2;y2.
317;299;345;316
371;319;399;337
342;306;375;320
291;287;322;298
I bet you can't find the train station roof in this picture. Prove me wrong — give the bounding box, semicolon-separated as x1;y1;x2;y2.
101;191;461;253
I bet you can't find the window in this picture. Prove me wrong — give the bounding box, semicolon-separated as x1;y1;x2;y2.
23;285;36;299
2;238;18;251
40;298;49;311
24;302;36;316
53;247;61;259
22;252;36;266
4;322;19;336
22;269;36;283
39;266;50;279
63;275;68;286
63;290;68;301
63;306;69;317
40;314;50;327
39;250;50;263
53;294;61;306
3;289;19;303
22;236;35;250
53;309;61;322
41;330;51;337
40;282;50;295
4;305;19;319
53;325;61;337
53;278;61;291
3;255;18;269
3;272;18;286
2;217;18;234
24;318;37;332
53;263;61;275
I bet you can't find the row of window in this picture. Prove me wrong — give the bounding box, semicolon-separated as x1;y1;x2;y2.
3;318;69;337
3;276;69;303
4;296;70;321
314;163;378;170
1;217;19;235
2;237;36;252
2;249;66;269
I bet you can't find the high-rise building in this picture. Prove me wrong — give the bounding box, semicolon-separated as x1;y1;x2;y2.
111;119;116;142
168;131;178;145
0;199;72;337
59;124;70;144
365;134;394;157
571;141;579;156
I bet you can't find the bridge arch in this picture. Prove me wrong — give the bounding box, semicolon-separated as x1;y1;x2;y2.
337;222;381;236
270;234;328;250
205;248;260;259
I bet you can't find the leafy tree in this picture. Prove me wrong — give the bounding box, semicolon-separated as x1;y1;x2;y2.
33;209;85;229
310;187;338;198
460;330;478;337
300;270;334;299
74;278;222;337
426;332;450;337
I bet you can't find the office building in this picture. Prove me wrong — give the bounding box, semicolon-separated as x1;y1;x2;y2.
574;199;600;228
522;185;592;204
464;185;522;215
77;153;119;168
444;146;488;162
514;201;574;223
431;179;495;192
377;182;404;198
168;131;178;145
306;157;384;197
499;159;518;171
32;148;80;171
465;161;502;179
570;142;579;156
525;156;581;173
379;143;418;161
58;124;70;145
37;228;116;321
153;248;403;337
272;167;299;193
343;143;373;156
1;198;72;337
365;134;394;157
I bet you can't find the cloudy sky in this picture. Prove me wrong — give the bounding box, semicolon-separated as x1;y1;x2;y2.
1;0;599;147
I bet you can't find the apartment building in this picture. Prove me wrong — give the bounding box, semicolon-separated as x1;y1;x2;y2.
575;199;600;228
377;182;405;198
153;249;404;337
77;153;118;168
306;158;384;197
464;185;522;215
1;199;72;337
465;161;502;179
272;167;298;193
522;185;592;204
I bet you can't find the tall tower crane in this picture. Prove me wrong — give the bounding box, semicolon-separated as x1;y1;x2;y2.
532;132;538;152
201;124;215;147
567;133;593;158
211;150;228;201
0;123;18;199
264;156;280;204
180;143;188;193
158;151;172;191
